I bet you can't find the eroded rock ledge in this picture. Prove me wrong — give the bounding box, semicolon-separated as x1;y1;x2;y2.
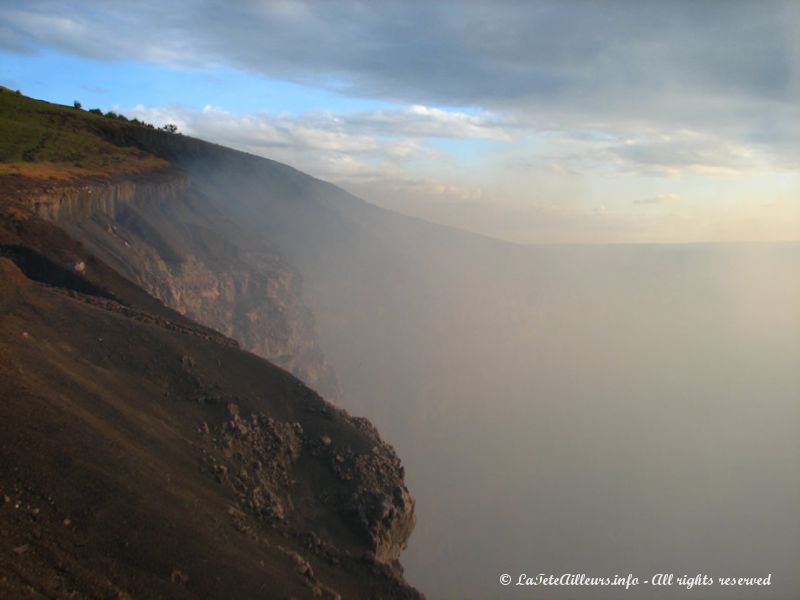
9;170;340;400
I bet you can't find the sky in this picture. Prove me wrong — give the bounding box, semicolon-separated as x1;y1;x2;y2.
1;0;798;243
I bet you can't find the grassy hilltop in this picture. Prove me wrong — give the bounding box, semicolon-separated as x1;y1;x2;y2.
0;87;168;180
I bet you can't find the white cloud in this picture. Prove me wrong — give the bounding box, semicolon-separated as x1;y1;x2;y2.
634;193;681;206
530;127;784;178
120;102;511;181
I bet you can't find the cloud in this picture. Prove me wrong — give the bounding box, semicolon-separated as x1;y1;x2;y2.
121;102;500;197
532;128;782;178
2;2;798;121
1;1;797;174
606;133;761;176
123;104;392;168
634;193;681;206
345;105;512;140
125;102;509;147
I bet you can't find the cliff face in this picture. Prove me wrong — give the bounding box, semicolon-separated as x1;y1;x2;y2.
0;91;420;598
0;205;419;599
15;171;339;400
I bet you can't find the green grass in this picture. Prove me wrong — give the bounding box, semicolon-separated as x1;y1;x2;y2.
0;87;168;179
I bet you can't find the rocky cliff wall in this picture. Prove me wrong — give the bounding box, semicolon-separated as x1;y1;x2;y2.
20;171;340;400
29;171;189;222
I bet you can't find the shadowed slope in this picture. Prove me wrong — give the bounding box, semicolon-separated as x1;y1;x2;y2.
0;208;421;599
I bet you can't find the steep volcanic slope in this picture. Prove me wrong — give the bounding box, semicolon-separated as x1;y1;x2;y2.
31;171;339;400
5;90;799;599
0;87;339;399
0;206;420;599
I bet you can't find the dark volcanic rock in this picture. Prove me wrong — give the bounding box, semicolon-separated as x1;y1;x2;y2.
0;207;421;599
211;400;415;565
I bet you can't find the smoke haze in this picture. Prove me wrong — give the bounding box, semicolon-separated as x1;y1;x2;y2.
187;162;800;598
